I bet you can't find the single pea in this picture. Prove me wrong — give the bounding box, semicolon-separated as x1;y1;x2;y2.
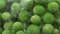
42;24;54;34
33;5;45;16
20;0;34;10
27;24;40;34
43;12;54;24
31;15;41;25
1;12;11;20
2;30;12;34
12;22;23;31
11;2;20;17
48;2;59;13
16;31;24;34
3;21;13;30
11;2;20;12
18;10;30;22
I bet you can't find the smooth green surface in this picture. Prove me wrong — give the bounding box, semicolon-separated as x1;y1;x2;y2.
20;0;34;10
3;21;13;30
42;24;54;34
16;31;24;34
2;30;12;34
43;12;54;24
33;5;45;16
18;10;30;22
31;15;41;25
1;12;11;20
48;2;59;13
12;22;23;31
0;0;6;10
27;24;40;34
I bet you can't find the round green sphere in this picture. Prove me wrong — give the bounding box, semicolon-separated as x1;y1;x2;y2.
11;2;20;11
18;10;30;22
27;24;40;34
1;12;11;20
53;29;59;34
33;5;45;16
11;2;20;17
12;22;23;31
20;0;34;10
42;24;54;34
48;2;59;13
16;31;24;34
3;21;13;30
0;0;6;10
2;30;12;34
43;12;54;24
31;15;41;25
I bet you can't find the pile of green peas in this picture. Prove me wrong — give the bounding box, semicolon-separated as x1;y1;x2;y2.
0;0;60;34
